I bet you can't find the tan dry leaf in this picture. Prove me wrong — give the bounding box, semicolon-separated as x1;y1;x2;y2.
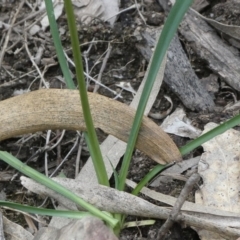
195;122;240;240
3;216;33;240
161;108;202;139
40;1;64;31
74;0;119;26
0;89;180;165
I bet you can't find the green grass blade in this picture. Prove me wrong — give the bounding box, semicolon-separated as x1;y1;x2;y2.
118;0;193;191
180;113;240;156
44;0;75;89
63;0;109;186
108;158;120;189
0;151;118;228
123;220;155;228
0;201;92;219
131;164;167;196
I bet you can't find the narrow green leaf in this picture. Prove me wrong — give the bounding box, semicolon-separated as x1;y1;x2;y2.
0;151;118;228
180;113;240;156
131;164;167;196
63;0;109;186
118;0;194;191
0;201;91;219
44;0;75;89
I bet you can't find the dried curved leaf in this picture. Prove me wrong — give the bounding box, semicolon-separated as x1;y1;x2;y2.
101;0;119;26
72;0;91;8
3;216;33;240
0;89;181;165
74;0;104;24
161;108;202;139
148;95;173;120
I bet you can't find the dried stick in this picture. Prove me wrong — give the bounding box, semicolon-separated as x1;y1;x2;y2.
157;173;200;239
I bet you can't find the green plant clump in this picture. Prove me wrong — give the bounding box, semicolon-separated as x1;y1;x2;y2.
1;0;240;237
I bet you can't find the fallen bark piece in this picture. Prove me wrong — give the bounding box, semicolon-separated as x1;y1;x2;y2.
33;217;118;240
0;89;181;164
179;8;240;91
136;28;215;111
20;176;240;239
191;8;240;43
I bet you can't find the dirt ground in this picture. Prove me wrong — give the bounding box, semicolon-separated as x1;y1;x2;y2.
0;0;240;239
